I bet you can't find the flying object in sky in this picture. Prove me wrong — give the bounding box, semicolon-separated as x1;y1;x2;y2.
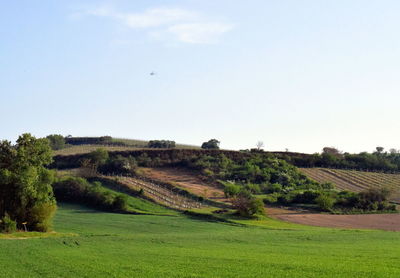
150;72;156;76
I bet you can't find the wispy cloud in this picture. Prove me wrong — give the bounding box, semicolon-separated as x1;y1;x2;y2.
82;6;233;44
168;23;233;44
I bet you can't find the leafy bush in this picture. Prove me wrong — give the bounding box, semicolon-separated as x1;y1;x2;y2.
223;183;241;198
100;155;137;175
232;190;264;217
315;194;335;211
292;190;322;204
264;183;283;193
52;177;129;213
263;193;280;205
28;203;57;232
148;140;176;148
0;214;17;233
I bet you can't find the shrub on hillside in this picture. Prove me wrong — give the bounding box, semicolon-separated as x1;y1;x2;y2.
148;140;176;148
46;134;66;150
232;190;264;217
315;194;335;211
223;183;241;198
52;177;129;212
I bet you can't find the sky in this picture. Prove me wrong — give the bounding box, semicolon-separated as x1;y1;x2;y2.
1;0;400;154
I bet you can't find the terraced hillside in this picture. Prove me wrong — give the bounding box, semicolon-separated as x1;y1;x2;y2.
101;175;204;210
300;168;400;203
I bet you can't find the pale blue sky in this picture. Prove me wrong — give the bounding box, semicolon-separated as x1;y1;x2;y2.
1;0;400;153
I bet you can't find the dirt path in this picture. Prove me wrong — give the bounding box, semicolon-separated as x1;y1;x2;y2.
268;206;400;231
140;167;229;203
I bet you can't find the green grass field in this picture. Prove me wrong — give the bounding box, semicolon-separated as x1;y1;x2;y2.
0;204;399;278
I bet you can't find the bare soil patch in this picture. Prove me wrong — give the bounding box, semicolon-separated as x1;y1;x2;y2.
268;206;400;231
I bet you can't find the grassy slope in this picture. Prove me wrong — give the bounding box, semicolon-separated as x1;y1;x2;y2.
98;184;178;216
0;204;399;278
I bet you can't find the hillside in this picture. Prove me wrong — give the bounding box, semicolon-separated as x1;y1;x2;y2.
300;168;400;203
53;137;200;156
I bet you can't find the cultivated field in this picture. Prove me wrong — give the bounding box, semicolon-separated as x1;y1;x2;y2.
140;167;227;201
300;168;400;203
268;206;400;231
1;203;399;278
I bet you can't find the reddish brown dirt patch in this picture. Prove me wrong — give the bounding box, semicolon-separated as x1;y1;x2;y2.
140;167;228;202
268;206;400;231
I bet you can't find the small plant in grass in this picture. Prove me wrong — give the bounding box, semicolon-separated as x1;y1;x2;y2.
138;188;144;196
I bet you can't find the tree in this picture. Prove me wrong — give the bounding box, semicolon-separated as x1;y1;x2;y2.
256;141;264;151
231;190;264;217
201;139;220;150
82;148;109;175
148;140;176;148
0;134;56;232
322;147;342;156
46;134;66;150
375;146;384;154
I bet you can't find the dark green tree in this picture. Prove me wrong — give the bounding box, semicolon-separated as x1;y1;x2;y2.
46;134;66;150
0;134;56;232
201;139;220;149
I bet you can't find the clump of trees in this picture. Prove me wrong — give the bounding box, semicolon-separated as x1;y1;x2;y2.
201;139;220;150
278;146;400;173
262;186;396;213
65;136;113;146
148;140;176;148
52;177;128;212
46;134;67;150
0;134;57;232
79;148;137;176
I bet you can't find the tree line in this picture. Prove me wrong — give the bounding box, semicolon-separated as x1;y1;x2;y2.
275;147;400;173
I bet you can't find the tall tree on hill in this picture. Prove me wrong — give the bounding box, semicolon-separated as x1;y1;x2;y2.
0;134;56;232
201;139;220;150
46;134;66;150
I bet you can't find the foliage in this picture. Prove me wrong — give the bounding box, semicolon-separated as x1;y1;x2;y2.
201;139;220;149
99;155;137;175
148;140;176;148
231;190;264;217
46;134;66;150
223;183;241;198
80;148;110;175
0;133;56;232
277;146;400;173
65;136;114;146
52;177;129;212
0;214;17;233
315;194;335;211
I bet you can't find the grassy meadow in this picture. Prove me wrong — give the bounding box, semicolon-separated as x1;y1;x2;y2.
0;203;399;278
